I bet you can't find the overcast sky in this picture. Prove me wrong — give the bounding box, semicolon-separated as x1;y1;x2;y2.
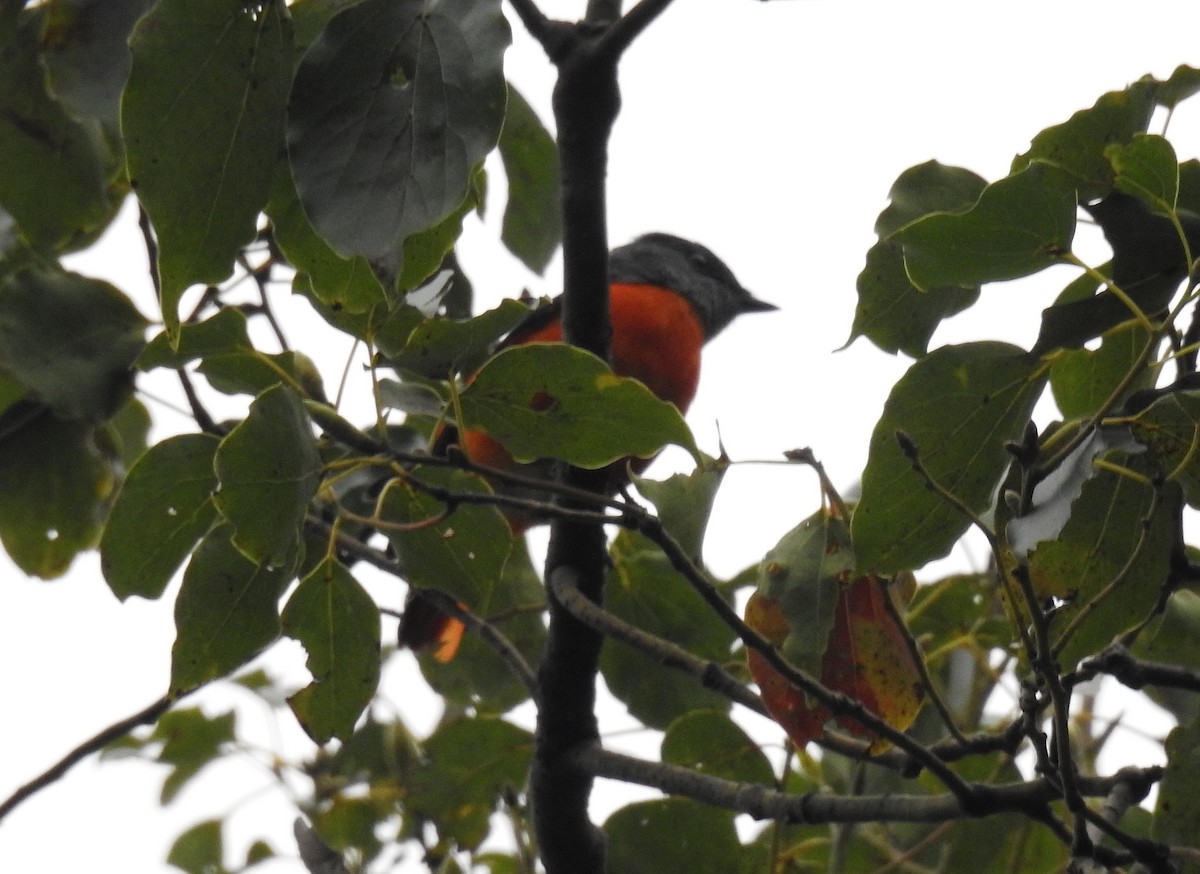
4;1;1200;871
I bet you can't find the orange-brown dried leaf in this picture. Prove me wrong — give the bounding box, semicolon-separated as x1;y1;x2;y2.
745;591;828;748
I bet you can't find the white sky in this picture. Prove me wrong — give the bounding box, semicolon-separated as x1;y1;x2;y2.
4;1;1200;871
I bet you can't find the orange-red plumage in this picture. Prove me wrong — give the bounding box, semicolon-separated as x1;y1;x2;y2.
399;234;775;660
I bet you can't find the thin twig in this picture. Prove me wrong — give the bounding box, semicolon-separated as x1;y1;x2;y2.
0;694;176;823
548;567;766;717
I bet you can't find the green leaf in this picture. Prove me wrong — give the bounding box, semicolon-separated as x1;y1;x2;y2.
310;798;381;861
407;717;533;851
151;707;237;804
604;799;742;874
40;0;158;133
1012;428;1145;560
0;265;146;421
896;162;1077;291
1012;79;1157;200
1154;716;1200;858
382;297;533;377
498;86;560;274
0;8;114;249
282;558;381;743
213;384;322;567
266;162;387;315
0;414;117;578
755;508;853;671
199;348;326;400
1156;64;1200;109
460;343;701;468
600;531;736;728
1030;459;1180;669
380;468;544;711
287;0;510;259
661;710;774;785
853;342;1046;573
846;161;989;356
633;461;725;560
167;819;228;874
170;525;295;694
396;169;484;292
1107;134;1179;212
416;537;545;713
875;160;989;237
1133;590;1200;725
138;307;253;370
100;433;220;600
850;241;980;358
1130;391;1200;506
124;0;293;336
1050;320;1154;420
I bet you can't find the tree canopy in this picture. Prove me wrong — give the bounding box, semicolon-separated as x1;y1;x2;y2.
4;1;1200;873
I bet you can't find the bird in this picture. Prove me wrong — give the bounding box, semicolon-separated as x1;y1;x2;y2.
398;232;777;661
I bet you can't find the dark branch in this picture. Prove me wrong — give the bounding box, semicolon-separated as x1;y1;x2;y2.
575;746;1161;832
0;694;175;823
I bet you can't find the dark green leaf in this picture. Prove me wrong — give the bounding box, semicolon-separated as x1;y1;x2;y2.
288;0;509;259
106;396;152;469
213;384;322;567
874;160;988;237
849;240;979;357
1156;64;1200;110
1132;590;1200;725
40;0;158;132
1007;426;1142;556
600;530;736;728
604;799;742;874
460;343;700;468
266;162;387;315
380;469;544;711
844;160;984;355
396;169;484;292
0;8;114;249
853;342;1046;573
0;265;146;421
633;460;724;560
244;840;274;866
170;525;295;693
310;798;380;861
1153;716;1200;856
1049;320;1153;419
408;717;533;851
101;433;220;600
498;86;559;274
755;508;853;670
167;819;227;874
1131;391;1200;507
138;308;253;371
381;297;533;376
1012;79;1157;200
661;710;774;785
1030;459;1180;669
1107;133;1179;212
0;414;117;578
896;163;1077;291
151;708;237;804
124;0;293;335
415;536;545;713
282;559;381;743
199;348;326;400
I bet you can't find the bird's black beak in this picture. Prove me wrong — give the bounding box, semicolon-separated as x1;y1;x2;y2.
739;294;778;314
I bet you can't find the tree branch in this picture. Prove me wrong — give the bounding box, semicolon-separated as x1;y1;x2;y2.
575;745;1160;837
0;694;175;824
